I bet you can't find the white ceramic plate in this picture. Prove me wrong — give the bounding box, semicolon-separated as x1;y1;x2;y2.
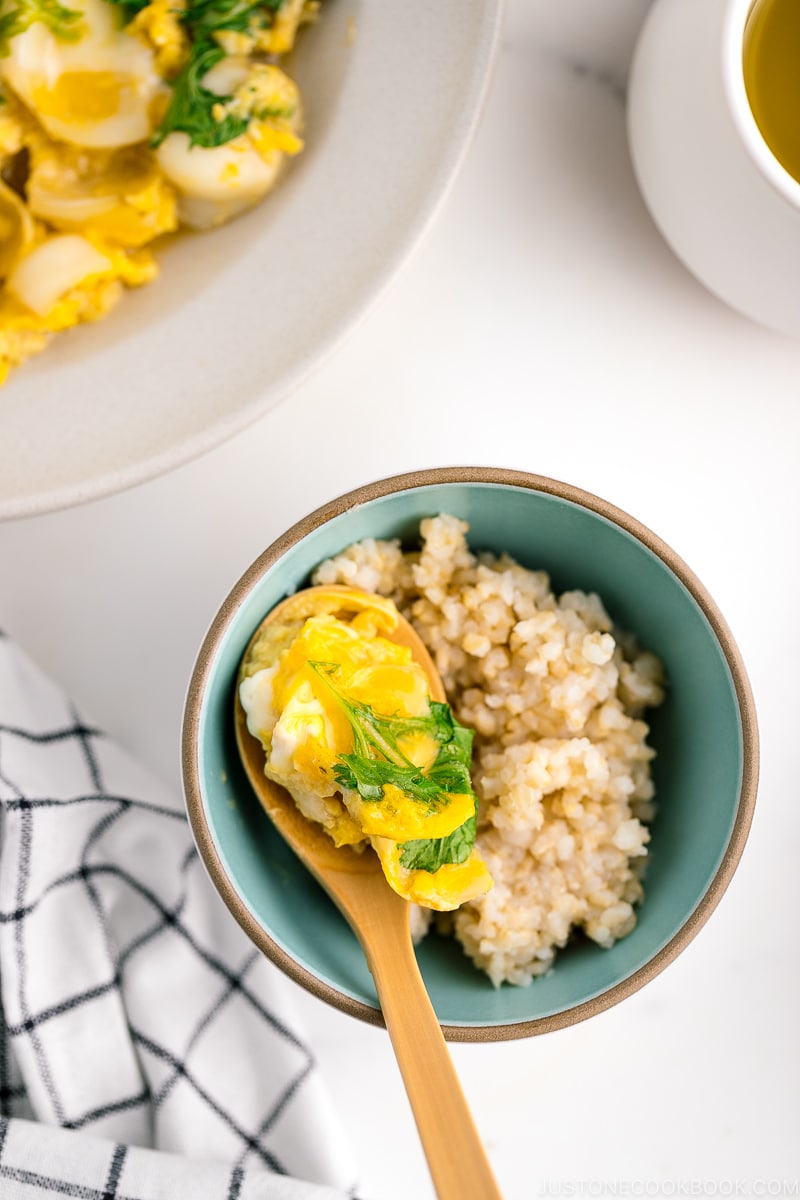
0;1;504;520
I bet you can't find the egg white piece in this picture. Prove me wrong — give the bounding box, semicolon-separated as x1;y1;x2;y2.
0;0;162;148
269;686;335;775
239;666;279;742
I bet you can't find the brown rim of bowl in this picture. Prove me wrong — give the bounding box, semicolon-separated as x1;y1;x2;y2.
181;466;759;1043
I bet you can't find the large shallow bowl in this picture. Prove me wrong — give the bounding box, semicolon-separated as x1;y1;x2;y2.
182;467;758;1040
0;3;503;520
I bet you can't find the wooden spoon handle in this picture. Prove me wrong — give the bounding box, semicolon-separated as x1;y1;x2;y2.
360;924;503;1200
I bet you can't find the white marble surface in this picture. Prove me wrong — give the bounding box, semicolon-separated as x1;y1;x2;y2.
1;1;799;1196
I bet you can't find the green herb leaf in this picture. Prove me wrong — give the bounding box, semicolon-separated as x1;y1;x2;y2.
182;0;259;38
149;0;294;149
179;0;284;41
310;662;468;771
151;40;249;149
398;809;477;872
308;659;479;872
0;0;82;52
101;0;149;22
333;755;467;809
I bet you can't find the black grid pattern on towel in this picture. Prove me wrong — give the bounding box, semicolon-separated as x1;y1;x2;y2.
0;1116;365;1199
0;638;363;1199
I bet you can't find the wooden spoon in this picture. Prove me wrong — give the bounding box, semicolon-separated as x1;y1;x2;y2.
235;586;502;1200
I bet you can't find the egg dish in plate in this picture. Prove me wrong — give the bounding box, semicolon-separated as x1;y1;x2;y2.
0;0;316;384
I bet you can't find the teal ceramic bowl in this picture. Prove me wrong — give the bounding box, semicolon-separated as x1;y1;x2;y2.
182;467;758;1040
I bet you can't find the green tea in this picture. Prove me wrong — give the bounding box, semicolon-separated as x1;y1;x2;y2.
743;0;800;182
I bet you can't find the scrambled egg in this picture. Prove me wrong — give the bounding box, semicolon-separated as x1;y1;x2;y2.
239;588;493;912
0;0;315;385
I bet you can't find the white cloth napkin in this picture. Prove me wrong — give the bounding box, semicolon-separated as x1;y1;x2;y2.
0;633;363;1200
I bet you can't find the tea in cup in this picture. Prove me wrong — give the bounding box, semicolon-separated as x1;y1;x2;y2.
628;0;800;336
743;0;800;183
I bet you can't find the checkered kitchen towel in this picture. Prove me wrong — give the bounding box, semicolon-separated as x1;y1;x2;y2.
0;632;363;1200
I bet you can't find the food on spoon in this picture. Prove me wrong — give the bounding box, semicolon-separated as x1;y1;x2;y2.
312;515;666;987
238;587;493;911
0;0;317;384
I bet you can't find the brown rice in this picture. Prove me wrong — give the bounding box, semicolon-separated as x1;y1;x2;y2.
313;514;665;987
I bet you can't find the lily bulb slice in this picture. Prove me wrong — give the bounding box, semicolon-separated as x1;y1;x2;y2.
0;0;163;149
0;180;36;278
26;146;178;247
7;235;112;316
155;132;280;230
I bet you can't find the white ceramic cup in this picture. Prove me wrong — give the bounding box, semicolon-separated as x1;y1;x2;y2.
627;0;800;336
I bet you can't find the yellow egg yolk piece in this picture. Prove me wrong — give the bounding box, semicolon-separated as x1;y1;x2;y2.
128;0;190;79
32;71;124;124
239;589;493;911
372;839;496;911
